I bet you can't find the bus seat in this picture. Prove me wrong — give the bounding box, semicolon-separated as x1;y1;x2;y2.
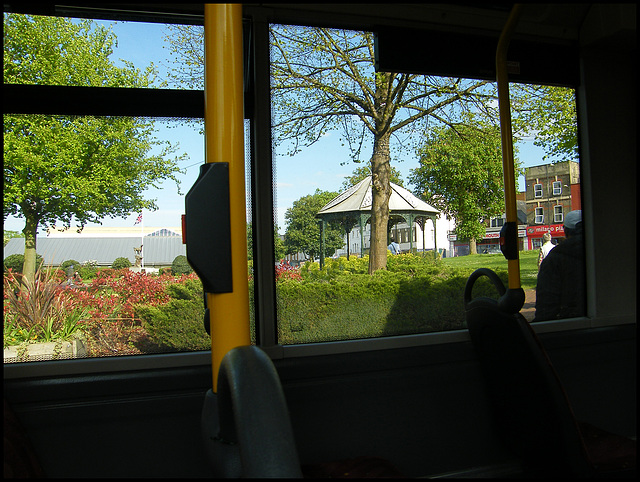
465;286;636;477
202;345;405;478
201;345;302;478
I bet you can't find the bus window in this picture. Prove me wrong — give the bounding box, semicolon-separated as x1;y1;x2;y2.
269;23;583;345
3;14;256;363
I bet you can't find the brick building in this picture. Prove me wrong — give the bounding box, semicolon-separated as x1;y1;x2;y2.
524;161;581;250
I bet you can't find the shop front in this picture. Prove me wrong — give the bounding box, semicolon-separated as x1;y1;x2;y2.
527;224;565;250
449;227;527;256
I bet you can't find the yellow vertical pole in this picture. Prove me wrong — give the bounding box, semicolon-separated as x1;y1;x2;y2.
496;4;522;290
204;3;250;392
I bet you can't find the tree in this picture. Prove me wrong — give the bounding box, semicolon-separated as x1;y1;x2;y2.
409;123;520;254
112;257;133;270
270;26;496;273
3;253;43;274
3;14;185;284
171;255;193;275
247;222;286;262
511;84;578;162
340;165;404;191
284;190;344;261
3;230;23;247
163;25;574;272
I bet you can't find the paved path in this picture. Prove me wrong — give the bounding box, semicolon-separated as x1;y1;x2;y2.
521;289;536;322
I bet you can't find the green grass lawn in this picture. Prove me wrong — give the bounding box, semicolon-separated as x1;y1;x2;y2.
441;249;539;291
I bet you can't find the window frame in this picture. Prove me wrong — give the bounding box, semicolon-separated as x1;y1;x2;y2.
553;180;562;196
534;183;543;198
535;207;544;224
554;205;564;223
7;4;627;380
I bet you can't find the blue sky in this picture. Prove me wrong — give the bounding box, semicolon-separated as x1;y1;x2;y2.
3;19;548;236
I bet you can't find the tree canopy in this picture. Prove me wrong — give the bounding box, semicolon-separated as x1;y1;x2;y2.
340;165;404;191
409;123;520;254
247;222;286;262
284;190;344;261
161;22;579;268
270;25;497;272
511;84;578;162
3;14;186;282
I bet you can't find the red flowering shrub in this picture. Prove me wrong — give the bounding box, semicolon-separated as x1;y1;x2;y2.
3;266;203;356
275;260;302;282
87;269;170;317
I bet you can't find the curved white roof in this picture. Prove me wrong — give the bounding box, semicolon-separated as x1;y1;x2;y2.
317;176;439;215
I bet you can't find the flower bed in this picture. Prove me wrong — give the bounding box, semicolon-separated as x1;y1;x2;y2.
4;266;202;359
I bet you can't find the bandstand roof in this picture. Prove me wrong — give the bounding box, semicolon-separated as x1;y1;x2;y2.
317;176;439;218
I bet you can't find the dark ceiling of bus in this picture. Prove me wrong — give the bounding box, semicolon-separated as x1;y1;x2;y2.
4;3;633;51
3;3;593;39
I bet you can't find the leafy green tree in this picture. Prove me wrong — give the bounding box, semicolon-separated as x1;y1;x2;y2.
340;165;404;191
247;222;286;262
163;25;577;272
511;84;578;162
3;14;186;285
284;190;344;261
270;26;498;273
162;24;204;90
163;24;494;273
3;253;43;274
273;230;286;262
409;123;521;254
3;230;23;247
60;260;81;271
112;257;132;270
171;255;193;275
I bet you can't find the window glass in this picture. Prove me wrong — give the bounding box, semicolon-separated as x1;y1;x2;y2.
553;180;562;195
3;13;203;90
271;25;580;344
269;23;583;343
3;16;254;362
3;113;254;363
554;205;564;223
534;183;543;198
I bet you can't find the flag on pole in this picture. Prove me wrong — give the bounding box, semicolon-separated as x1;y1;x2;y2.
134;212;143;225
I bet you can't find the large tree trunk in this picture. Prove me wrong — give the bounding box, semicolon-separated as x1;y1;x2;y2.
368;130;392;274
21;213;39;286
368;72;394;274
469;237;477;255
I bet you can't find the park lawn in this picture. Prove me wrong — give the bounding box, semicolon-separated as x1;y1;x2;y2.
441;249;539;291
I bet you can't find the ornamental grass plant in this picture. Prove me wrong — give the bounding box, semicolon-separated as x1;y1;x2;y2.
3;265;87;346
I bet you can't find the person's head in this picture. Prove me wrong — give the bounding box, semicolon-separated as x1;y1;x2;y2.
564;210;582;238
542;232;552;243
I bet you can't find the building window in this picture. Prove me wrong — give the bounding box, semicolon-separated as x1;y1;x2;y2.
490;217;505;228
535;207;544;224
552;181;562;196
534;183;543;198
554;205;564;223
